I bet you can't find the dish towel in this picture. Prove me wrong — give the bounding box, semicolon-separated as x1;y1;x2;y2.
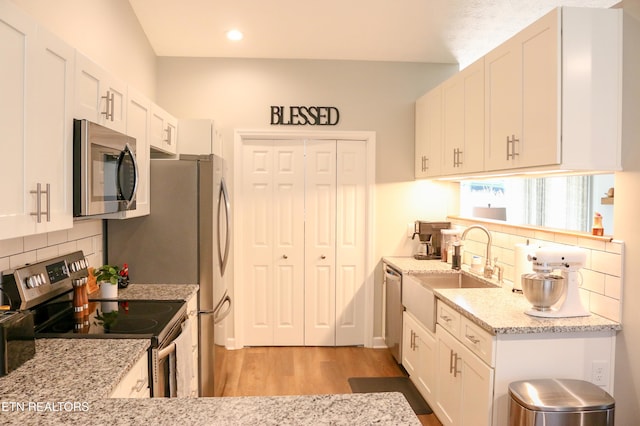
174;320;194;397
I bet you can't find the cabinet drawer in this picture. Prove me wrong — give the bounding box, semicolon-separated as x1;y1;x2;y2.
436;300;460;336
460;316;495;367
110;352;150;398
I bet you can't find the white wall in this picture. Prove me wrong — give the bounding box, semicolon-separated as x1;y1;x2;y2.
612;0;640;422
10;0;157;98
156;57;459;338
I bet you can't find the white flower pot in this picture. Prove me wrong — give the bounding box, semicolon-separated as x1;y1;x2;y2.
100;281;118;299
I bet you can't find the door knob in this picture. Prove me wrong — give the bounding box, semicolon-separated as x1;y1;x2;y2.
321;255;326;259
282;254;288;259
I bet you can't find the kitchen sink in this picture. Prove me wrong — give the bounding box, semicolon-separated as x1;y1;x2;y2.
402;272;497;332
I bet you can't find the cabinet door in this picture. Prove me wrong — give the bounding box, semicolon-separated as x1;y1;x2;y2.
436;324;493;426
435;326;461;426
415;88;443;178
150;104;178;155
485;9;559;171
123;87;151;217
415;323;437;403
441;73;464;175
484;36;522;172
0;3;73;240
519;9;559;168
305;140;337;346
0;2;37;239
75;52;127;133
459;345;494;426
27;27;74;234
402;312;419;377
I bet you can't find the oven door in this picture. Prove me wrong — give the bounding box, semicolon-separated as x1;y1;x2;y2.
151;313;188;397
74;119;139;217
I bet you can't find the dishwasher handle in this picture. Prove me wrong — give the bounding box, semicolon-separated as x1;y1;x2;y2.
384;264;401;279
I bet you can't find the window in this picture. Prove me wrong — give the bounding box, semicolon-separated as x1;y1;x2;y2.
460;174;615;234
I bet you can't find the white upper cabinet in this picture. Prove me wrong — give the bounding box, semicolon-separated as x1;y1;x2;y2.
150;104;178;155
415;87;443;178
416;6;622;179
123;87;151;217
74;52;127;134
485;7;621;173
442;58;484;175
0;2;73;240
178;119;222;157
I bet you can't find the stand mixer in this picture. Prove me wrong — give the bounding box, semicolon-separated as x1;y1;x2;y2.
522;246;591;318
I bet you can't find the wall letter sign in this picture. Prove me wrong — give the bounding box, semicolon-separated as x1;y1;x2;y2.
270;106;340;126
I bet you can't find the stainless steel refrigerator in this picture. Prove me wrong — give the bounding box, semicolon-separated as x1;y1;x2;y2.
106;155;231;397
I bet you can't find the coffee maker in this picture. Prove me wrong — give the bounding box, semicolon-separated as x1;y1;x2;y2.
412;221;451;260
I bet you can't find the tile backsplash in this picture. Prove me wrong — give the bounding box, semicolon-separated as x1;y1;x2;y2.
0;219;104;273
450;217;623;323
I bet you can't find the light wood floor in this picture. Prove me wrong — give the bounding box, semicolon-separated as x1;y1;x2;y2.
221;346;442;426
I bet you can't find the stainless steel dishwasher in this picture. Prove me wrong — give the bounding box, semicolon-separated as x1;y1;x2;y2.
384;263;403;363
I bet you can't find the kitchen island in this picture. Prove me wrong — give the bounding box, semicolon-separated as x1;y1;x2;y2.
0;284;420;425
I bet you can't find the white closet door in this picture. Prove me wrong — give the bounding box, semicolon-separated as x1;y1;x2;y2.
243;140;305;346
335;141;367;345
304;140;337;346
272;141;305;345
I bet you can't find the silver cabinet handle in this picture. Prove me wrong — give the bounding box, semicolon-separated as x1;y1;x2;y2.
282;254;288;259
453;353;461;377
133;379;147;392
466;334;480;344
507;134;520;160
440;314;452;323
30;183;50;223
101;90;114;121
164;126;172;144
449;349;455;374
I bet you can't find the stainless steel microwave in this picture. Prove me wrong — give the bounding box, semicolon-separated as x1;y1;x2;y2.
73;119;138;217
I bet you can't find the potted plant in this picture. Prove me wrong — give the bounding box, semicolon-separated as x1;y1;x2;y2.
94;264;120;298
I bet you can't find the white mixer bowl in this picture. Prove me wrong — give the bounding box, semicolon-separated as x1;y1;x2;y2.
521;273;565;311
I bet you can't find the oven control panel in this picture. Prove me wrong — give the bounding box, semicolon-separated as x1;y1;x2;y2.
1;251;88;310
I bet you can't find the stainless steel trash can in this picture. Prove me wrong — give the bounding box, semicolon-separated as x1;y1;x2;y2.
509;379;614;426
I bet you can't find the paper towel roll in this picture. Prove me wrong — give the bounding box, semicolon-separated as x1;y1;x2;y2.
513;243;536;291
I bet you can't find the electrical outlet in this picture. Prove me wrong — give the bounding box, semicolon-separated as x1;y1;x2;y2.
407;222;415;238
591;360;609;386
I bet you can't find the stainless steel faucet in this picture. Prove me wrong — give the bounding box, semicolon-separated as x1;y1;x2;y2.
461;225;494;279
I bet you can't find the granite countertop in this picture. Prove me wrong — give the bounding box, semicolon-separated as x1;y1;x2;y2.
89;283;199;301
0;339;150;402
1;283;419;425
1;392;419;426
382;256;621;335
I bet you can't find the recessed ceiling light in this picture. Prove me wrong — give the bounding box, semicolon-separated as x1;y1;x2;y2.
226;29;243;41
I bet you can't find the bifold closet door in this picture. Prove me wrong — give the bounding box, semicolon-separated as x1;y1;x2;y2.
304;140;366;346
335;140;367;346
242;140;305;346
304;140;337;346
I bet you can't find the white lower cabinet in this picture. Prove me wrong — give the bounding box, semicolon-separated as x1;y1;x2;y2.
402;312;437;402
435;324;494;426
110;351;150;398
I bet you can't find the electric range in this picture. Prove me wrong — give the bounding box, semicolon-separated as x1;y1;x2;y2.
0;251;187;397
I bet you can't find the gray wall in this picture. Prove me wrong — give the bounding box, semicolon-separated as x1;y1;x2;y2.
156;57;459;341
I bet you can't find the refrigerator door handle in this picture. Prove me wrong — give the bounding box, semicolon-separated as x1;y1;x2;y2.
217;176;231;276
198;289;228;316
213;294;232;324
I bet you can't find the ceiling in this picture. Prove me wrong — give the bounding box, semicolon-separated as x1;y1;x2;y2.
128;0;619;68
